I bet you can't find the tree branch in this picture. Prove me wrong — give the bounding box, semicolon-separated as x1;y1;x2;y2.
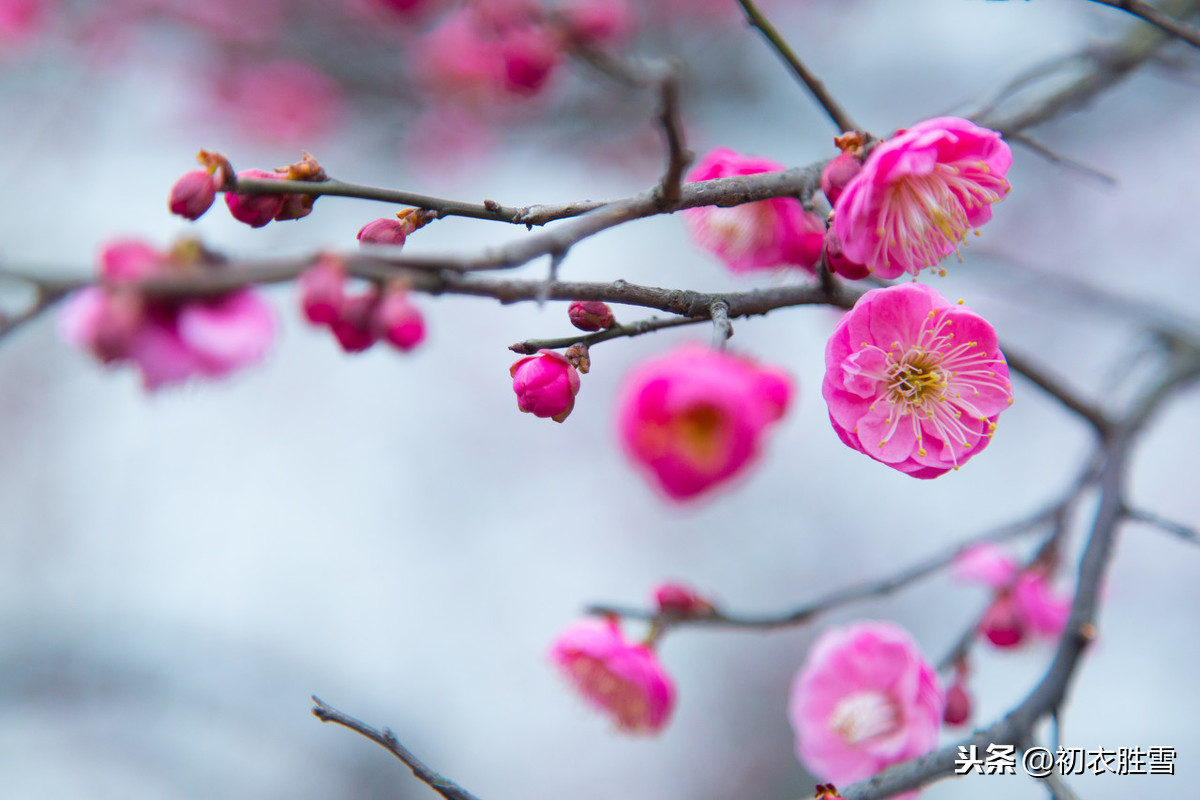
311;696;483;800
1088;0;1200;50
736;0;860;134
509;314;706;355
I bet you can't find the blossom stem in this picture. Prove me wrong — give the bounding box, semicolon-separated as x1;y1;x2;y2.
736;0;860;134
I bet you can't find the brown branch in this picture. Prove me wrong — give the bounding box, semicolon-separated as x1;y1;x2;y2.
736;0;860;134
1123;507;1199;543
653;67;692;210
311;696;483;800
1088;0;1200;50
1002;346;1112;436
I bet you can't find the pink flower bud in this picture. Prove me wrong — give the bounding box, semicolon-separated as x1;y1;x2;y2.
980;594;1025;648
942;679;971;726
821;227;869;281
299;256;347;326
373;288;426;352
357;217;409;247
331;290;380;353
550;618;675;735
500;26;560;95
225;169;286;228
568;300;615;332
509;349;581;423
821;151;862;207
653;583;714;617
558;0;632;47
98;240;167;282
169;169;219;221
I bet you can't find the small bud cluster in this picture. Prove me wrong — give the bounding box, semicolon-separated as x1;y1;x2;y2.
298;256;426;354
169;152;328;228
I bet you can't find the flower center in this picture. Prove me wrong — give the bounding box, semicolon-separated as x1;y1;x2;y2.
669;404;729;472
829;689;902;745
886;352;948;409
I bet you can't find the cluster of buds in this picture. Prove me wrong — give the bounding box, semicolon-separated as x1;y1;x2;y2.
58;239;275;390
953;543;1072;649
169;152;330;228
299;256;426;354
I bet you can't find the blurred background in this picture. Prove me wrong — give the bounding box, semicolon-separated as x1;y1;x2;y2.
0;0;1197;798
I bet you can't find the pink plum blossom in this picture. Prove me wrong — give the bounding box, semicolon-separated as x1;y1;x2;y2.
683;148;825;274
952;542;1018;588
0;0;49;46
617;344;792;501
510;349;581;422
549;618;675;735
833;116;1011;278
556;0;632;47
59;240;274;390
953;543;1072;648
789;621;944;788
822;282;1012;478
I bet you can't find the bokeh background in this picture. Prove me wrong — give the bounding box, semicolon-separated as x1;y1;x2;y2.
0;1;1197;798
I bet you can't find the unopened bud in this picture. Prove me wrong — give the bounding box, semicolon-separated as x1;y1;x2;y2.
568;300;615;332
653;583;715;617
169;169;218;221
373;287;426;352
299;256;347;326
357;217;408;248
943;680;971;726
225;169;285;228
980;593;1025;648
331;290;380;353
822;226;870;281
821;151;862;207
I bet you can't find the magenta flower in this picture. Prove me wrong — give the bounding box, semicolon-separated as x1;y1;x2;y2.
789;622;944;788
833;117;1012;278
683;148;825;274
59;241;274;390
822;282;1012;478
510;349;581;422
953;543;1072;648
617;344;792;501
550;618;675;735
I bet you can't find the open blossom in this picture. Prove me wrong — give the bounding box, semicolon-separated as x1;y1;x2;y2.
550;618;674;735
683;148;825;274
58;240;274;390
789;622;944;789
618;344;792;501
822;282;1012;478
953;543;1072;648
833;117;1011;278
510;350;580;422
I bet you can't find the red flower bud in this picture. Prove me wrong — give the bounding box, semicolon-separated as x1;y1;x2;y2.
568;300;615;332
169;169;218;221
821;151;862;207
373;288;425;352
225;169;285;228
331;290;380;353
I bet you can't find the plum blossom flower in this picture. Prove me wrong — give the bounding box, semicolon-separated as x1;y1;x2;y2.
789;622;944;789
617;344;792;501
510;349;581;422
550;618;675;735
822;282;1012;478
953;543;1072;648
58;240;274;390
683;148;825;274
833;117;1012;278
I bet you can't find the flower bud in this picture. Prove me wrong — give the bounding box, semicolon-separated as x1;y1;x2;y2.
501;27;560;95
331;290;380;353
91;289;146;362
568;300;615;332
225;169;286;228
943;678;971;726
980;593;1025;648
373;287;426;352
822;226;870;281
821;151;862;207
653;583;715;617
509;349;581;422
299;256;347;326
169;169;219;221
357;217;409;247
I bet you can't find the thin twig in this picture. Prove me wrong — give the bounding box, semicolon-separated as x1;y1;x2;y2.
509;315;705;354
709;300;732;349
1002;346;1112;436
653;67;692;210
736;0;859;133
1123;507;1199;543
311;696;484;800
1088;0;1200;50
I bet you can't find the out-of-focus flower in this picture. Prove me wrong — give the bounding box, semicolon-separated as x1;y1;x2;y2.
833;117;1011;278
59;240;274;390
556;0;632;47
374;287;426;352
0;0;50;46
210;59;342;144
942;662;971;726
683;148;825;274
953;543;1072;648
822;282;1012;478
568;300;615;332
330;290;381;353
617;344;792;501
789;621;943;789
299;256;347;326
550;618;675;735
499;24;560;95
510;349;581;422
